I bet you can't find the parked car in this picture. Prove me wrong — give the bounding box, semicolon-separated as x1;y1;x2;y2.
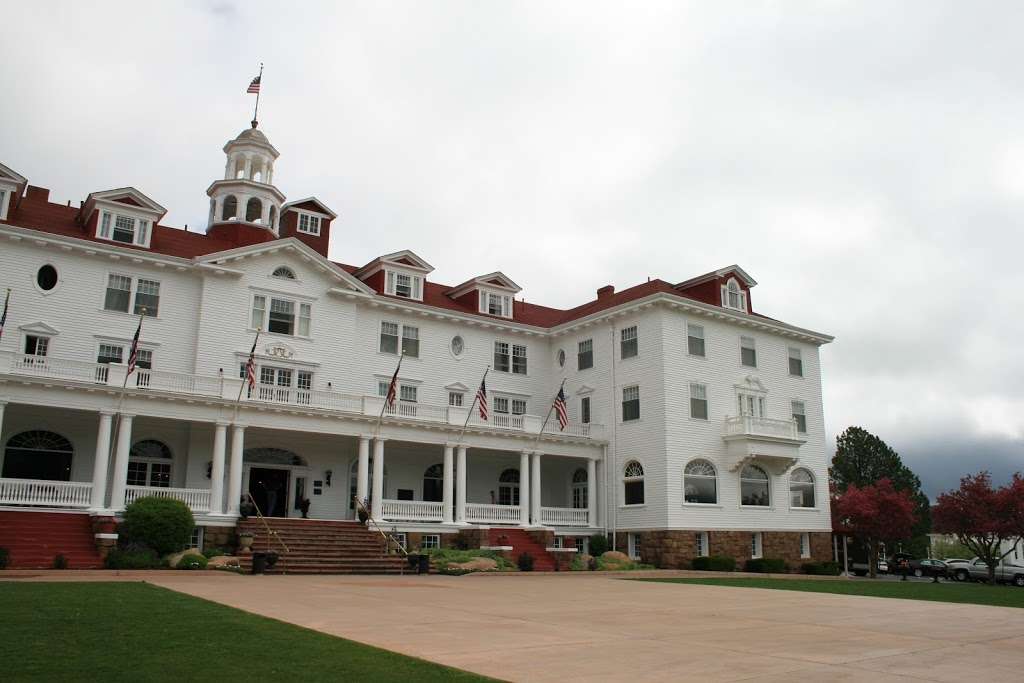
908;558;948;578
965;559;1024;586
850;559;889;576
944;558;974;581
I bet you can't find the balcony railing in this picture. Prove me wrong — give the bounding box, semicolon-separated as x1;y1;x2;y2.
124;485;212;513
0;478;93;508
380;499;444;522
540;506;589;526
465;503;522;525
723;415;801;441
1;351;604;441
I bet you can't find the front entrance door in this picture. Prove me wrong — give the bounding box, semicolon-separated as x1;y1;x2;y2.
249;467;290;517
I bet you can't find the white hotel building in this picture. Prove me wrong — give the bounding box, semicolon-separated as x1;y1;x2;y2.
0;121;834;569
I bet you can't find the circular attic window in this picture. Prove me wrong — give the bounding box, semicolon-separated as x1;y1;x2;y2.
36;264;58;291
450;336;465;358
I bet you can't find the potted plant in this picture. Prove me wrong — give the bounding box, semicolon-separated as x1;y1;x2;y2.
237;531;255;553
356;497;369;523
299;497;311;519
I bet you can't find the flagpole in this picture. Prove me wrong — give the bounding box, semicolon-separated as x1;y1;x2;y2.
374;351;403;439
233;331;259;422
252;62;264;126
532;378;567;453
456;366;489;446
0;288;11;342
107;308;146;504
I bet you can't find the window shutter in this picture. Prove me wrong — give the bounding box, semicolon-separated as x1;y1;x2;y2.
386;271;394;295
412;276;421;300
479;291;486;313
720;286;727;306
503;296;511;317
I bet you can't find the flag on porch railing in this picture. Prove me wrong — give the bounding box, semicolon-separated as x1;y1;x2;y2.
0;288;8;341
476;376;488;420
553;386;569;430
126;314;143;376
244;332;259;390
385;354;403;409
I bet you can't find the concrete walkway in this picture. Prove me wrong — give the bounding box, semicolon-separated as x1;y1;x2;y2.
5;570;1024;681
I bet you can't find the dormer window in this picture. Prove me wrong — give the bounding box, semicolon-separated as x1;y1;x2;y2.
479;291;512;318
297;213;321;236
721;278;747;312
98;211;151;248
385;270;422;301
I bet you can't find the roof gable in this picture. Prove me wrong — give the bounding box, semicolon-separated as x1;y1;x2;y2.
445;271;522;299
282;197;337;220
354;249;434;278
83;187;167;223
0;162;28;188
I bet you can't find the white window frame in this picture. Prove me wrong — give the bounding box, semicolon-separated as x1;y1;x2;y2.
788;347;803;377
448;391;464;407
384;269;423;301
250;293;311;338
297;213;322;236
577;338;594;370
696;531;709;557
792;400;807;434
379;321;419;357
789;468;816;509
751;532;763;559
800;532;811;559
628;532;642;560
0;188;8;220
420;534;440;550
623;460;645;506
721;277;747;312
687;323;705;357
737;392;767;419
23;334;51;359
689;383;708;420
621;385;640;422
479;290;513;319
96;210;152;248
103;273;161;317
620;325;638;359
740;336;757;368
580;396;591;424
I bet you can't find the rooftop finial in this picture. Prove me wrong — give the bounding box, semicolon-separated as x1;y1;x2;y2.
247;62;264;129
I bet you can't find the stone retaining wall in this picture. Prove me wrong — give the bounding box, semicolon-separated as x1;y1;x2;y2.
616;530;833;570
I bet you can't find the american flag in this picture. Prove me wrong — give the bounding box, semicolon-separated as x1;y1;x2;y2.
553;386;569;430
0;289;8;341
126;316;143;376
385;356;403;410
476;376;488;420
244;333;259;390
247;75;261;94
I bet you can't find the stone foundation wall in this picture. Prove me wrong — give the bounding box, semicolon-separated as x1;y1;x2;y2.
202;526;237;553
455;527;489;550
616;530;833;570
403;531;458;551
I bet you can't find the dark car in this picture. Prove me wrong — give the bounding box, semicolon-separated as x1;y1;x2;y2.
908;558;948;578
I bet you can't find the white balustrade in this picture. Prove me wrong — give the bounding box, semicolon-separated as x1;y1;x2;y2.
488;414;525;431
134;369;221;396
465;503;522;524
380;499;444;522
0;478;93;507
540;506;589;526
124;485;212;513
383;402;448;423
248;385;364;413
723;415;800;440
10;354;109;384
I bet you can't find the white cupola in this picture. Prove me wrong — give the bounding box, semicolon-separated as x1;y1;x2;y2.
206;122;286;235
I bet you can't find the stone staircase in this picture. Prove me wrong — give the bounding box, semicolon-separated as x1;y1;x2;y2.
236;518;408;574
488;527;558;571
0;510;103;569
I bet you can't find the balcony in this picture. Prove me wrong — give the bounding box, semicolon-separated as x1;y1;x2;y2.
723;415;802;442
0;478;93;508
124;485;212;513
0;351;604;442
722;415;804;473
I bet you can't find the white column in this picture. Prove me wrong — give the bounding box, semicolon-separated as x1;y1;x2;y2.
456;445;467;523
356;435;370;506
89;410;115;510
371;438;385;520
442;443;454;524
209;421;228;515
243;155;253;180
587;458;598;527
226;424;245;516
531;452;542;525
519;450;530;527
0;400;5;441
109;413;134;511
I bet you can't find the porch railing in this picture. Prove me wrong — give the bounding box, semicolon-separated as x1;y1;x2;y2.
134;369;221;396
0;478;93;508
540;506;589;526
380;499;444;522
723;415;801;440
465;503;522;525
11;355;108;384
124;485;212;513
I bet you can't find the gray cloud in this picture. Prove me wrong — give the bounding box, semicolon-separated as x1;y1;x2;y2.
1;1;1021;493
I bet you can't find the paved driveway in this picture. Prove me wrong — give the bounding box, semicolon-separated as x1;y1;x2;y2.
9;570;1024;681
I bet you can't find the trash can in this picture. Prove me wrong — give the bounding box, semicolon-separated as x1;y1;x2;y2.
406;553;430;574
265;551;279;570
252;552;268;574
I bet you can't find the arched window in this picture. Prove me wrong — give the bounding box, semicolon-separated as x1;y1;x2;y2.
423;463;443;503
789;468;816;508
222;195;238;220
2;430;73;481
623;460;644;505
128;439;172;488
684;459;717;504
246;197;263;223
740;464;770;507
572;467;588;509
498;468;520;506
272;266;296;280
269;205;277;230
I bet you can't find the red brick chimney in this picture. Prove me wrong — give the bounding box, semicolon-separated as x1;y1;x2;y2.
597;285;614;300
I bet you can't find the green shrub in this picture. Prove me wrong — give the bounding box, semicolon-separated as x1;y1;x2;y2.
176;552;208;570
53;554;68;570
517;552;534;572
744;558;788;573
119;497;194;556
425;548;515;571
801;561;841;575
587;535;610;557
691;555;737;571
105;547;163;569
0;547;9;569
202;548;225;559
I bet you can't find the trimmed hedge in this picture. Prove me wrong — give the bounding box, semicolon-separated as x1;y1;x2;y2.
119;497;195;556
801;561;842;576
744;558;788;573
176;553;208;570
587;535;610;557
105;547;163;569
691;555;736;571
517;552;535;572
0;547;9;569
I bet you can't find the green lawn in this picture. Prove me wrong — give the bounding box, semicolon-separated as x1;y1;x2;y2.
0;582;495;682
635;577;1024;609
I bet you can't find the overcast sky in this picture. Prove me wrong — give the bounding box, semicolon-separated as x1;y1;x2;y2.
1;1;1021;497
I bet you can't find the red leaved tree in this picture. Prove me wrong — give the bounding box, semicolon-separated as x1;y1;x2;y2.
833;478;917;578
933;472;1024;583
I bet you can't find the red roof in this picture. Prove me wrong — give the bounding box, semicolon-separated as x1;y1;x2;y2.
2;189;778;331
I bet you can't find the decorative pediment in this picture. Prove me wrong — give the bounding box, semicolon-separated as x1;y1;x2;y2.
19;321;60;336
445;382;470;392
446;271;522;299
282;197;337;220
355;250;434;278
736;375;767;393
264;341;295;359
83;187;167;223
575;384;595;396
0;162;28;188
